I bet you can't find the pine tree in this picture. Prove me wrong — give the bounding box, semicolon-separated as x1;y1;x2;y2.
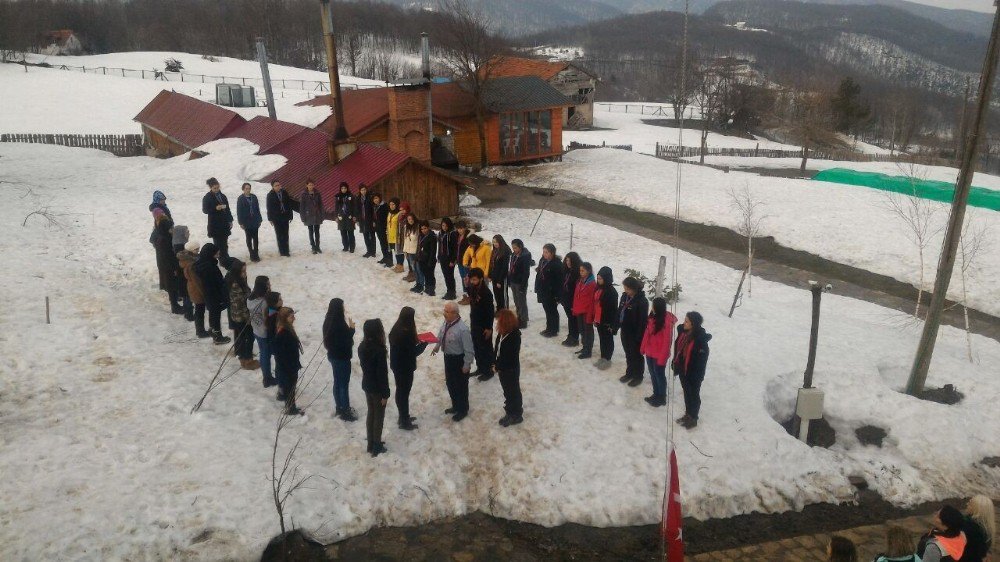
830;77;870;134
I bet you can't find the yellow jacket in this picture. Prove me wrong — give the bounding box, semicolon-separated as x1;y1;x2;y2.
387;212;399;244
462;243;492;273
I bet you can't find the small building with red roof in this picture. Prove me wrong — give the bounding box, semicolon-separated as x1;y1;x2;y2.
133;91;246;158
487;56;598;129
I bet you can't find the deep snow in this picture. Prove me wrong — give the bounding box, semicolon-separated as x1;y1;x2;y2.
1;142;998;560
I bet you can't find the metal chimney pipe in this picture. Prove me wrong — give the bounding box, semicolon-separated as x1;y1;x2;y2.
255;38;277;120
422;32;434;146
320;0;348;142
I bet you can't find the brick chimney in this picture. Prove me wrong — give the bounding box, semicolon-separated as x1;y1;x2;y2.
387;84;431;163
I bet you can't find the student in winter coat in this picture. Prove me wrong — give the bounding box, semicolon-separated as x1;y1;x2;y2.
359;318;390;456
373;194;391;266
388;307;429;431
872;526;919;562
402;213;420;284
273;307;304;415
672;311;712;429
266;180;294;257
593;266;619;370
640;297;679;406
467;268;496;380
493;308;523;427
919;506;969;562
193;242;232;345
437;217;459;301
153;214;183;314
572;262;597;359
323;298;357;422
356;184;377;258
149;190;171;221
248;276;277;388
236;182;263;262
459;234;492;305
202;178;234;259
534;243;564;338
560;252;582;347
827;536;859;562
178;241;209;338
299;179;324;254
415;221;438;296
619;277;651;387
432;302;475;422
455;221;471;299
386;198;404;272
225;260;258;369
960;495;994;562
507;239;532;329
488;235;511;309
171;225;194;319
335;182;356;252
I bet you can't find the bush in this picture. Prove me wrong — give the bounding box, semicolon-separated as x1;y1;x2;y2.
201;54;218;62
623;268;681;303
163;57;183;72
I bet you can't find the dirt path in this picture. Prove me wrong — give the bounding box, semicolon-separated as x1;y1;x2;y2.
469;177;1000;344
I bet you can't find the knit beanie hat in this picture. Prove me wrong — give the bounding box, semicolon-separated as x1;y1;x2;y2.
185;240;200;252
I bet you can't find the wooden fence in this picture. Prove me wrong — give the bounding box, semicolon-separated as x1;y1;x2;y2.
568;141;633;151
654;143;958;166
1;133;145;156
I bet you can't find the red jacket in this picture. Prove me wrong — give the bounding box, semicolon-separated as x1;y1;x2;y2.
572;277;597;321
640;313;678;366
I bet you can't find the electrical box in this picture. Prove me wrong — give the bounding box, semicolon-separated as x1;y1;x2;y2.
216;84;256;108
795;387;825;420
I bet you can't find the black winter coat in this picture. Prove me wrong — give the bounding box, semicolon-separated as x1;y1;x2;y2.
202;191;233;238
617;292;649;340
194;246;229;310
534;256;564;303
560;267;579;309
324;323;355;361
672;325;712;378
508;249;532;286
961;516;992;562
359;342;390;399
417;231;438;266
596;285;620;331
266;189;294;223
373;202;389;233
488;247;510;284
438;230;459;264
469;283;495;329
273;329;303;373
335;192;355;231
494;329;521;372
356;194;374;233
389;339;429;375
153;219;180;291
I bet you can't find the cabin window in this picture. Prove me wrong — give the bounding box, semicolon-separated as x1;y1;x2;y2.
500;110;553;160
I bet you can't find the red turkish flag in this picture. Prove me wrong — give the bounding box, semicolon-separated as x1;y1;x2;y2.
661;445;684;561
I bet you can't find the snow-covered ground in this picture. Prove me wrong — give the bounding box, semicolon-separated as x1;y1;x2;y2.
566;106;802;155
2;142;999;560
487;149;1000;317
1;52;382;134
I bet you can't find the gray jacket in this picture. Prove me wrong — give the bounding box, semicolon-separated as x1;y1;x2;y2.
172;224;189;247
437;318;475;370
248;296;268;338
299;191;324;226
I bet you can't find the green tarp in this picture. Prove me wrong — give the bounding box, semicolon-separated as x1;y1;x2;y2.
812;168;1000;212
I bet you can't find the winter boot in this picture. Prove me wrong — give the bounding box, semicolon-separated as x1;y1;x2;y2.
424;288;436;297
212;331;232;345
619;373;633;383
457;296;471;306
403;272;416;283
393;264;404;273
627;377;644;387
240;358;260;370
442;291;457;301
398;418;419;431
561;336;579;347
171;302;185;315
410;284;424;293
196;328;211;339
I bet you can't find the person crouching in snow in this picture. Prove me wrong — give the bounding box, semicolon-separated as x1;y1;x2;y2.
359;319;390;456
572;262;597;359
672;311;711;428
193;242;232;345
178;241;209;339
593;266;619;370
640;297;677;406
273;307;304;415
225;259;258;370
618;276;650;387
918;506;968;562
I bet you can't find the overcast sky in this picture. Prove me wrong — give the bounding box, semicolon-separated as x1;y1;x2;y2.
909;0;994;12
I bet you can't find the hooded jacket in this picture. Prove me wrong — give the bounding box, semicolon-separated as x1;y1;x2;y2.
572;273;597;321
266;188;294;223
619;290;650;338
359;321;390;399
488;244;510;284
248;295;267;338
177;249;204;305
299;190;324;226
508;248;532;286
672;313;712;378
236;193;263;230
417;229;438;266
437;225;459;264
153;218;180;291
594;266;619;329
534;254;564;303
201;191;234;237
640;310;678;367
225;260;250;324
194;243;228;310
462;238;492;272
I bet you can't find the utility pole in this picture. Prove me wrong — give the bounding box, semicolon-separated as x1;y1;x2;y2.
955;77;971;165
256;38;277;120
906;1;1000;396
320;0;348;142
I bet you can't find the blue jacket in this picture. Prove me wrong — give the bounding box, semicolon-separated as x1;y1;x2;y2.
236;193;263;230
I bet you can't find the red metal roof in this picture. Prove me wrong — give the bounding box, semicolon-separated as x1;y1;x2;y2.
133;90;246;150
310;144;410;209
223;116;308;154
488;56;570;80
262;128;332;199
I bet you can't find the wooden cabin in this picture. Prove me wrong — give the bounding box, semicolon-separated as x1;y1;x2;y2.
133;91;246;158
488;56;599;130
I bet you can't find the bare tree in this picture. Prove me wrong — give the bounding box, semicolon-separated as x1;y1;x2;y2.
957;217;989;362
881;162;942;317
436;0;508;169
729;183;765;298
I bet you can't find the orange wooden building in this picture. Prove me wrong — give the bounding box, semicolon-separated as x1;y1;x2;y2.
300;76;572;169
